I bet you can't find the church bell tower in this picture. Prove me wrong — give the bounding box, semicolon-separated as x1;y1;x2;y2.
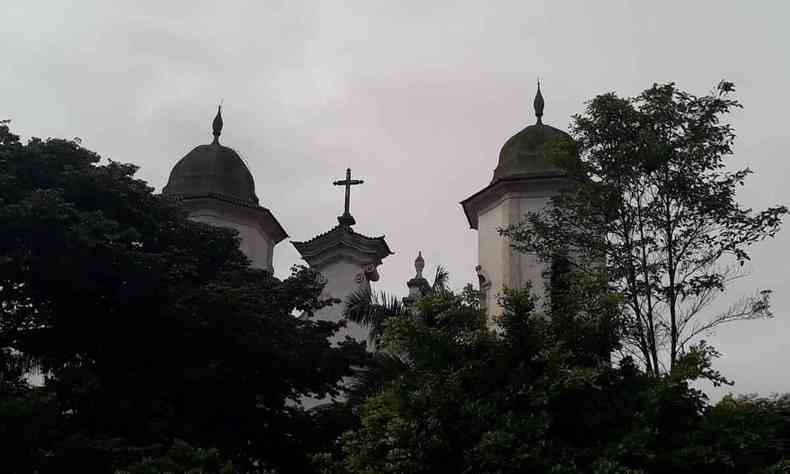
461;84;575;318
292;168;392;346
162;106;287;272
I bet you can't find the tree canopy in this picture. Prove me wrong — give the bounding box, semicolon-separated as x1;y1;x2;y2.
0;121;365;472
502;82;786;375
329;283;790;474
328;82;790;473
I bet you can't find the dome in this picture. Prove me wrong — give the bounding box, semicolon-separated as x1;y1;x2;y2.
163;107;259;204
491;84;574;182
164;143;258;204
492;122;573;181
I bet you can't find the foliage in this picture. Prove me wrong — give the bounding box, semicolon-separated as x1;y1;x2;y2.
0;121;365;472
344;289;407;345
334;282;790;473
116;439;237;474
343;263;457;346
693;393;790;473
502;81;786;375
340;263;472;406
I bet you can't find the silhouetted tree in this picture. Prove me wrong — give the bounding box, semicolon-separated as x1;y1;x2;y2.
0;121;365;472
331;281;789;473
502;82;786;375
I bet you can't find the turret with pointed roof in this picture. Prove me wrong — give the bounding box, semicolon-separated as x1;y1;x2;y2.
460;84;576;319
293;168;392;408
403;251;431;309
163;106;286;272
490;82;574;185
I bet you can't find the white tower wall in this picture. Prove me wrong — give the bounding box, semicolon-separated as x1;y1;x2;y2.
188;209;274;272
465;177;568;319
292;224;391;409
310;258;378;346
172;197;285;274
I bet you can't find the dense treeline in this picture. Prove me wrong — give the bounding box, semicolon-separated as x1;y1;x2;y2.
319;284;790;473
0;121;365;472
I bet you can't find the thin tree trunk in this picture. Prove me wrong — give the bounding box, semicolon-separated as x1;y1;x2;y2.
636;193;660;375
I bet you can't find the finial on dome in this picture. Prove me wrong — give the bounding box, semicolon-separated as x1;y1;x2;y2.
212;104;223;143
534;79;544;124
414;250;425;278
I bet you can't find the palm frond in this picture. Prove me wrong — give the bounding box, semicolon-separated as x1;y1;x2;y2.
432;265;450;295
345;352;410;403
343;288;405;342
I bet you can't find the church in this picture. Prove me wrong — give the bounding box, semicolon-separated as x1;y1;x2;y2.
161;84;573;343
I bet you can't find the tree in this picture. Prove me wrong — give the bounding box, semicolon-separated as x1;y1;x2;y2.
0;121;365;472
334;281;790;473
343;264;451;346
693;393;790;473
502;82;786;375
117;439;237;474
337;264;459;406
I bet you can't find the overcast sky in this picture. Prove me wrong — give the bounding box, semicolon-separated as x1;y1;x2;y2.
3;0;789;399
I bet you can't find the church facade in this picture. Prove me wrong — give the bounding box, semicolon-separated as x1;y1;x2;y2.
162;86;571;343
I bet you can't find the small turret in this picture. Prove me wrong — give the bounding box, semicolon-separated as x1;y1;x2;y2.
162;105;287;273
404;251;431;309
460;82;576;319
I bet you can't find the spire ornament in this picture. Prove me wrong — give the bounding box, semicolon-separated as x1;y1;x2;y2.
534;79;544;124
212;104;223;143
414;250;425;279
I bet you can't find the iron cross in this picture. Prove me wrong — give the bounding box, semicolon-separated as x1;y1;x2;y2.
333;168;363;226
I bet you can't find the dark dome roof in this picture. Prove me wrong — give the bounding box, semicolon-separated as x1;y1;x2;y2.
163;106;259;204
163;142;258;204
492;122;573;181
491;84;574;182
